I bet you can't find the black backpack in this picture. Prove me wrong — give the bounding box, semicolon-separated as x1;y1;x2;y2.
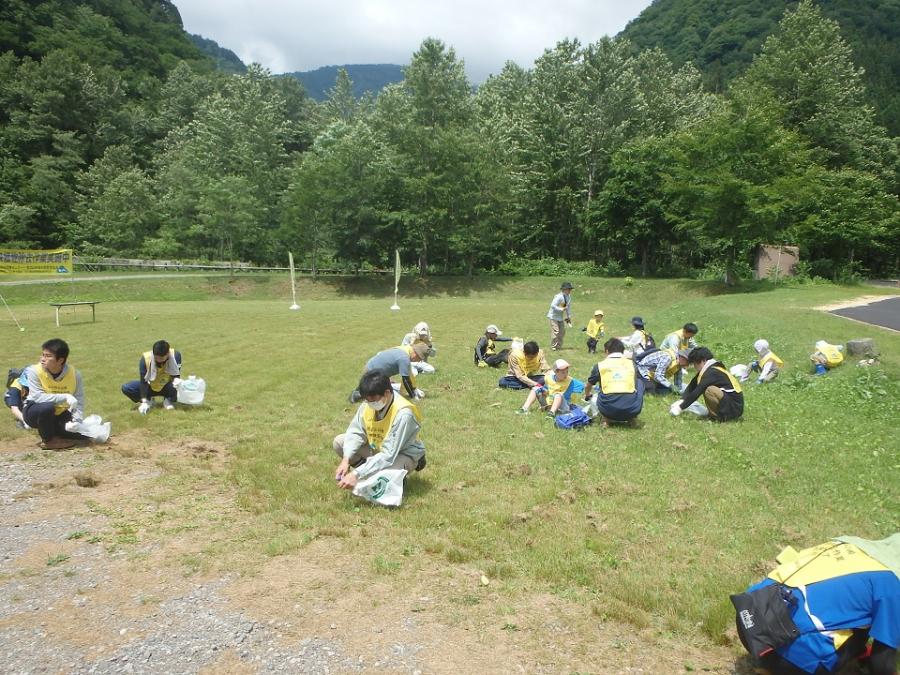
6;367;23;388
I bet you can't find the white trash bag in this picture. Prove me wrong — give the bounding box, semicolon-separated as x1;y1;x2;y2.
176;375;206;405
65;414;111;443
730;364;751;382
352;468;407;507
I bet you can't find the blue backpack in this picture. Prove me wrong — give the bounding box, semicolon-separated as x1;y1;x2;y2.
555;406;592;430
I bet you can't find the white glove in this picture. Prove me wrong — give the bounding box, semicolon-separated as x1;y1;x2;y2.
414;388;425;400
65;421;79;432
670;401;683;417
172;377;183;388
138;400;151;415
62;394;78;410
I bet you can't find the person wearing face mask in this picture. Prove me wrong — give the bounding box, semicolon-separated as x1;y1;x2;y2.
333;370;427;491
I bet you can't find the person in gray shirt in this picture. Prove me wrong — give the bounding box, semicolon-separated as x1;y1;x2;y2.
334;370;426;492
546;281;574;350
349;343;429;403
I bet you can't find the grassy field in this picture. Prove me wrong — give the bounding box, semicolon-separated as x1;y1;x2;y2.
1;275;897;643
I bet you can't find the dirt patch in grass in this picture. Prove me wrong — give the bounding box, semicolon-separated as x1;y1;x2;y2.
0;431;752;673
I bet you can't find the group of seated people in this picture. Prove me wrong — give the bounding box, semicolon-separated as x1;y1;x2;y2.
477;318;767;426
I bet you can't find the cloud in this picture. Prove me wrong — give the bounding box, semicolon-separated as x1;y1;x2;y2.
176;0;653;81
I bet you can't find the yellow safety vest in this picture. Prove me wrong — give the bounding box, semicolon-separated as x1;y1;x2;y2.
143;348;177;393
712;365;742;393
759;351;784;368
817;343;843;367
511;349;544;376
545;372;572;397
485;338;497;356
362;394;422;451
598;357;636;394
650;348;680;380
586;319;605;339
667;329;692;351
32;363;77;415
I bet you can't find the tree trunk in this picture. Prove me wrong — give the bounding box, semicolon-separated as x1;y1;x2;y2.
419;237;428;277
640;241;649;277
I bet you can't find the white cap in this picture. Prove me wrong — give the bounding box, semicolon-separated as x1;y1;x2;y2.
753;339;769;354
554;359;570;370
486;324;502;335
414;321;430;336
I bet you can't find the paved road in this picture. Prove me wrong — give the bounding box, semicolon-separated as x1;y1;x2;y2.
831;296;900;331
0;273;232;286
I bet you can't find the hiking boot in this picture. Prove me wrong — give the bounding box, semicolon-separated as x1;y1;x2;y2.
514;408;530;415
163;398;175;410
41;437;75;450
348;390;362;404
415;456;427;472
545;411;556;420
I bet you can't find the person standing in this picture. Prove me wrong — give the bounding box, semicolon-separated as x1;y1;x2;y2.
547;281;574;351
583;310;605;354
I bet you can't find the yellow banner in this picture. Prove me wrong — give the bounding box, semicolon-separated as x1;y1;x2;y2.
0;248;73;274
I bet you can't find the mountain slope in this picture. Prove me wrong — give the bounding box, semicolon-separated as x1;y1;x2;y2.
284;64;405;101
188;33;246;74
620;0;900;134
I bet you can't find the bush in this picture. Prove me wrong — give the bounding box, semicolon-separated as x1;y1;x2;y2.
493;257;601;277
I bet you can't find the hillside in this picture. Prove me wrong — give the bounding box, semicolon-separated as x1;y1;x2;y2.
620;0;900;134
284;63;405;101
0;0;212;83
189;33;246;74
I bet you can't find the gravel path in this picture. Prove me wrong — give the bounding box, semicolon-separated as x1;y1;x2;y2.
0;444;426;675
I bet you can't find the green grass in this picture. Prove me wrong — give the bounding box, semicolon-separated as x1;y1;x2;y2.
1;275;898;641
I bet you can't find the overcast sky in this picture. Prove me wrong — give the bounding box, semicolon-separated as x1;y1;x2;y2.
175;0;655;82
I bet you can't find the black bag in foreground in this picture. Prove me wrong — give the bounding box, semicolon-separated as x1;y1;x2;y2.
731;583;801;657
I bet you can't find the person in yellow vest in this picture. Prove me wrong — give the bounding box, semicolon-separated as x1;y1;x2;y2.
734;535;900;675
582;309;605;354
670;347;744;421
751;339;784;383
583;338;644;427
636;348;690;394
474;324;513;367
21;338;89;449
4;367;30;428
121;340;183;414
516;359;575;417
499;341;550;389
333;370;426;491
810;340;844;375
659;323;698;352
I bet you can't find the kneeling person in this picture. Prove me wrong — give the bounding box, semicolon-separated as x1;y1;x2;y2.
121;340;183;414
671;347;744;421
334;370;426;491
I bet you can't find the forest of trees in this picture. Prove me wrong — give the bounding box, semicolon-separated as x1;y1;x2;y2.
0;0;897;280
